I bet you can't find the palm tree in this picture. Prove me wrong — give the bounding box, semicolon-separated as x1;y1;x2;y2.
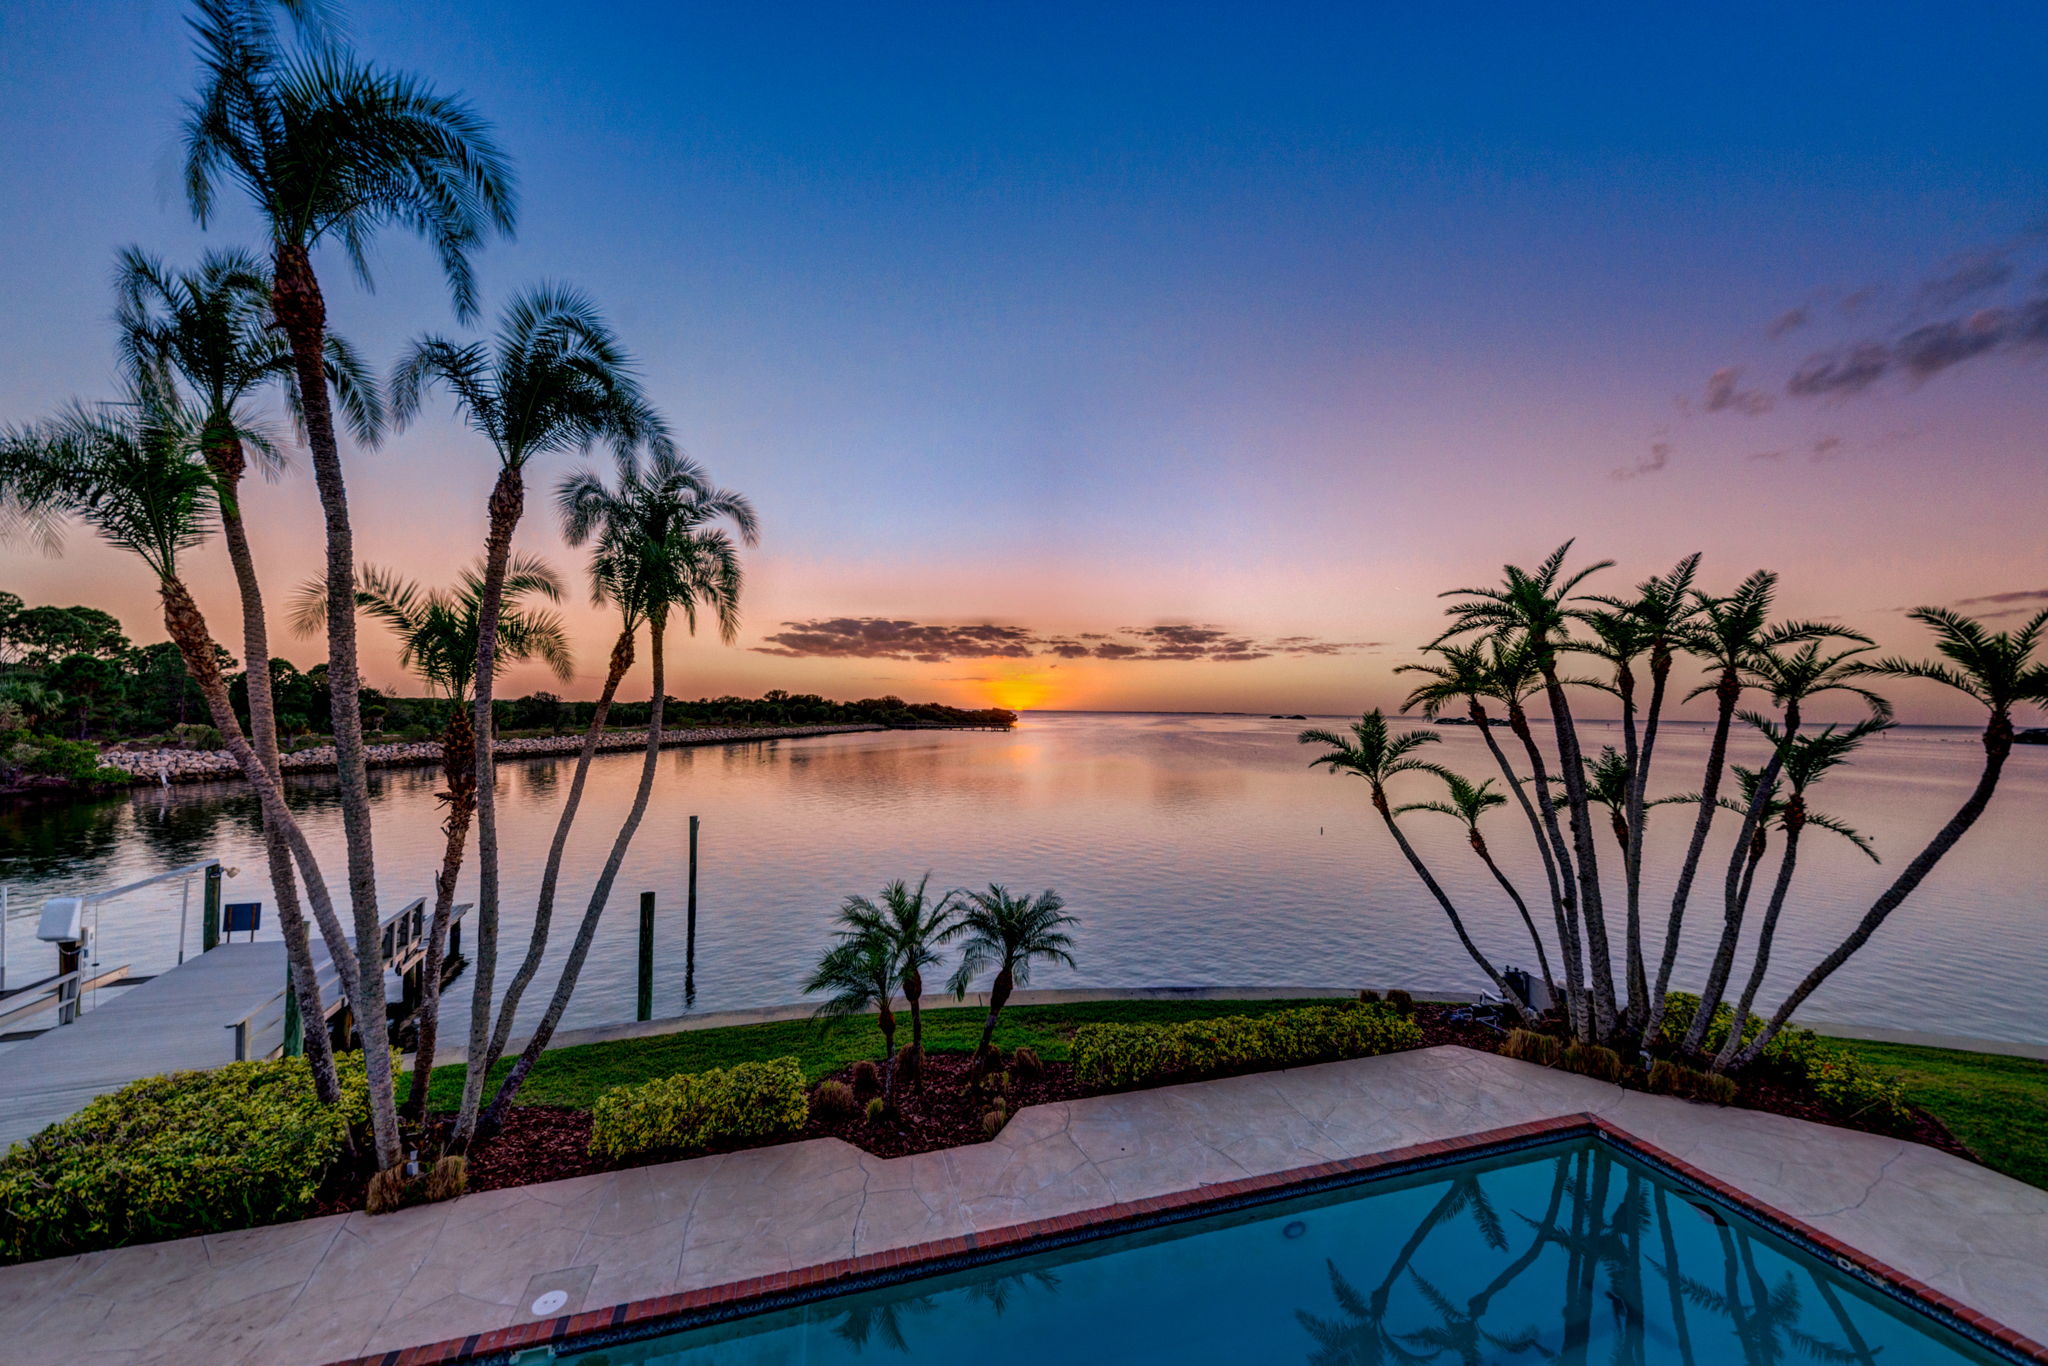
1300;711;1535;1021
1707;717;1887;1071
1578;554;1703;1025
807;927;905;1105
837;876;958;1086
1439;542;1618;1037
182;0;516;1173
475;452;756;1136
1732;608;2048;1068
0;398;348;1103
116;245;381;1048
389;285;667;1142
1640;573;1848;1050
1397;774;1555;1001
945;885;1078;1065
1684;640;1886;1052
291;555;572;1112
1401;637;1590;1036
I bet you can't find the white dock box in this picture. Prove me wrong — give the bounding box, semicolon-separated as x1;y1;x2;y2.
37;896;85;943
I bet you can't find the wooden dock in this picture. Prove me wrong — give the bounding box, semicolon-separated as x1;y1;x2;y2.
0;896;463;1152
0;944;286;1151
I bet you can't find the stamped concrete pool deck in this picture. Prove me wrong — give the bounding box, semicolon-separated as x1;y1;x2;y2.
2;1045;2043;1365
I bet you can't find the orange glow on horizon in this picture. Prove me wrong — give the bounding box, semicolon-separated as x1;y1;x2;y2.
987;673;1057;712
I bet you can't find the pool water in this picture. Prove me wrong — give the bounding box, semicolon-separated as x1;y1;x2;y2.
548;1138;2012;1366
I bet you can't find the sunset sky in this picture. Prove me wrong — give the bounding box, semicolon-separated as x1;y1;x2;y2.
3;3;2045;723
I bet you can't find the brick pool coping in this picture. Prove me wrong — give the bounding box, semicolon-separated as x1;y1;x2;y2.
330;1111;2048;1366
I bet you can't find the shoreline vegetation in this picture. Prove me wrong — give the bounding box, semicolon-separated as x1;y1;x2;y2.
97;721;888;786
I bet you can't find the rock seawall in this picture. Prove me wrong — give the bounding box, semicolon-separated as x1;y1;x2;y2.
101;724;889;785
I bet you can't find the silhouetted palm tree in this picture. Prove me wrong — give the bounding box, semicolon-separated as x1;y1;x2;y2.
835;876;957;1087
1685;641;1885;1052
945;885;1078;1064
1579;553;1703;1024
1301;711;1533;1020
1709;717;1887;1071
1400;637;1592;1035
0;397;348;1101
113;244;381;1104
808;926;906;1103
1438;542;1620;1037
182;0;516;1171
1398;773;1555;999
1734;608;2048;1066
478;452;756;1133
1640;573;1848;1050
292;555;572;1111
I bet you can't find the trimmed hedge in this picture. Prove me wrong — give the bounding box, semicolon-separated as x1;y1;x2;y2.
589;1056;809;1160
0;1053;370;1264
1072;1002;1422;1090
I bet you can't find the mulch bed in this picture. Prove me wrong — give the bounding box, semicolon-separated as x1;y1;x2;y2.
307;1002;1975;1212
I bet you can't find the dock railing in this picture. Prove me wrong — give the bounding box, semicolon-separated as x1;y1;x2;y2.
225;896;468;1061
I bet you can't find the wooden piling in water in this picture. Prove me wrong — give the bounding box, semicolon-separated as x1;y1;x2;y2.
637;891;655;1022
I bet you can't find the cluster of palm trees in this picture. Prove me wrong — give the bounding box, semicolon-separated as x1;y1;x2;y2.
805;877;1078;1108
0;0;756;1196
1304;543;2047;1072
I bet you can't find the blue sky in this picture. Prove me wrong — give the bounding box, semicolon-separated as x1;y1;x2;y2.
3;2;2045;717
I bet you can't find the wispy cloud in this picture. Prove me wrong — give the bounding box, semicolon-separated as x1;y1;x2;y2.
754;617;1375;664
1612;438;1673;480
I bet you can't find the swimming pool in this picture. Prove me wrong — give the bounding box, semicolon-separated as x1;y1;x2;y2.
534;1135;2022;1365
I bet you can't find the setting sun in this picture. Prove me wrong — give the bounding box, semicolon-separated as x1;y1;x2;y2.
987;673;1057;712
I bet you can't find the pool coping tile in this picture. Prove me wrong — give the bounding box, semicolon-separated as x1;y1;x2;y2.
324;1108;2048;1366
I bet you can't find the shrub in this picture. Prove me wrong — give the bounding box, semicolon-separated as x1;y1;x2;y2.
897;1043;923;1085
0;1053;370;1263
1694;1071;1739;1105
1010;1046;1044;1082
1357;989;1382;1004
1072;1002;1423;1091
811;1080;859;1123
1385;989;1415;1015
1562;1043;1624;1083
982;1101;1009;1138
850;1059;881;1100
588;1057;808;1160
866;1096;895;1125
1656;992;1817;1077
1501;1029;1563;1066
171;722;223;750
1807;1048;1909;1129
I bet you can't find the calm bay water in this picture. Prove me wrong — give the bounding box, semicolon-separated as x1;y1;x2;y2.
3;712;2044;1045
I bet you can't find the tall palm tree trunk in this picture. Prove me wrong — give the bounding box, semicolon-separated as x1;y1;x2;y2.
1373;788;1536;1023
1713;809;1802;1072
975;965;1014;1062
1686;703;1802;1053
478;617;666;1134
206;434;341;1104
1536;667;1617;1039
902;967;925;1090
452;465;524;1146
404;703;475;1115
1641;670;1740;1050
1733;715;2013;1068
482;625;636;1077
270;243;401;1168
1620;653;1672;1027
1470;830;1556;998
1504;703;1590;1037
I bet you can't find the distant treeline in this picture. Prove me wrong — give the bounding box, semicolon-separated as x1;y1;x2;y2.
0;596;1011;790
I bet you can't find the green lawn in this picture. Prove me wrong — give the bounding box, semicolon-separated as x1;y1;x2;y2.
1827;1038;2048;1190
423;1001;2048;1191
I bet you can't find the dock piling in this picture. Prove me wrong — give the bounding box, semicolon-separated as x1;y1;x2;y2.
201;864;222;953
636;891;655;1022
